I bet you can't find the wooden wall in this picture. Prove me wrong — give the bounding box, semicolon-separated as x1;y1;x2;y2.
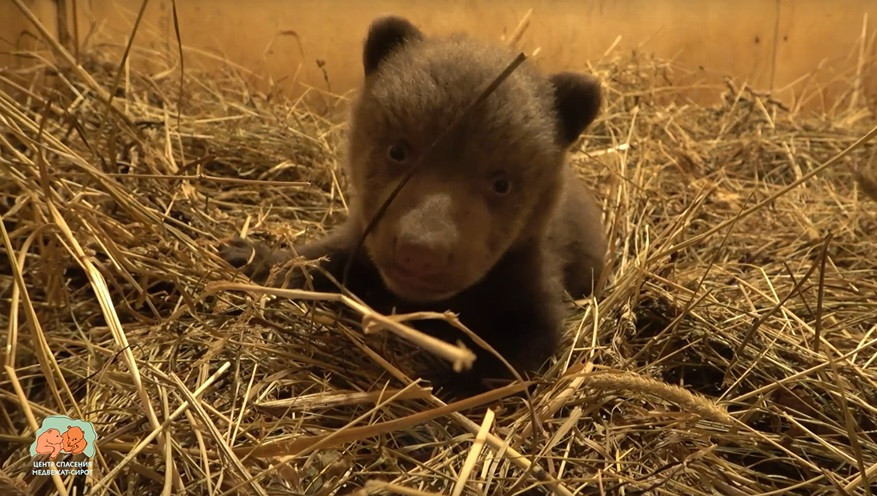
1;0;59;63
2;0;876;114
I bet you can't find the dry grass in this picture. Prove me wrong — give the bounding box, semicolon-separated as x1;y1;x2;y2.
2;7;877;496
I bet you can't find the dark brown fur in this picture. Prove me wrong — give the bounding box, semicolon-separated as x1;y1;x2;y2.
221;16;607;395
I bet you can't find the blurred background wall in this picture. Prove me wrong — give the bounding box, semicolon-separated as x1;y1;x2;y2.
3;0;875;114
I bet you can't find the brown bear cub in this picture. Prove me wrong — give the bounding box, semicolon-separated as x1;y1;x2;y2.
221;16;607;395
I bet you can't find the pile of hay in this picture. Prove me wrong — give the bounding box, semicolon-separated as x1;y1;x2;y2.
2;23;877;496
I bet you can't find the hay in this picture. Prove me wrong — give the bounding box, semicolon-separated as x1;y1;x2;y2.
2;11;877;496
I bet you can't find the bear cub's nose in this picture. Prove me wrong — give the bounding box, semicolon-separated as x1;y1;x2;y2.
393;239;450;277
393;193;458;277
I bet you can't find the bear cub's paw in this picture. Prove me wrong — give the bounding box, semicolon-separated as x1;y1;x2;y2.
218;237;286;285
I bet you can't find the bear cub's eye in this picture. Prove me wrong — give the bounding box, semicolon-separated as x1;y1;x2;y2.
492;175;512;195
387;143;408;163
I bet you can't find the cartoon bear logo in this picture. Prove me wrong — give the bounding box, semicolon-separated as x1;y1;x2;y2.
61;426;87;455
34;428;64;459
29;415;98;459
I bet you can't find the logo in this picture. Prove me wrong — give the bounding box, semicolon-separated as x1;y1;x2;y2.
29;415;97;476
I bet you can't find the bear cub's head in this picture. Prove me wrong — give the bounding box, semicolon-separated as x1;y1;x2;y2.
346;16;601;303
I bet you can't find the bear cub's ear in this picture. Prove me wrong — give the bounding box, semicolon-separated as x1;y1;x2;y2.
363;16;424;76
549;73;602;147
